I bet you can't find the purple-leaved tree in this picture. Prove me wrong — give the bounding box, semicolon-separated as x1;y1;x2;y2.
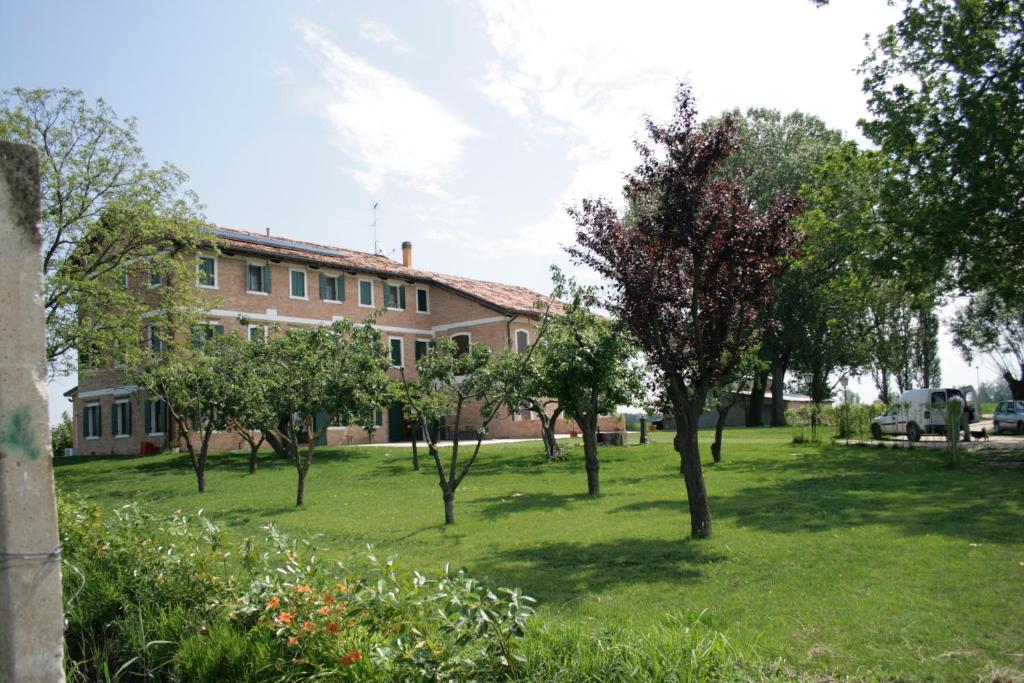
568;84;802;538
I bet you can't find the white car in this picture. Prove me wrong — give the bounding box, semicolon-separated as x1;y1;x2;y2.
870;386;978;442
993;400;1024;434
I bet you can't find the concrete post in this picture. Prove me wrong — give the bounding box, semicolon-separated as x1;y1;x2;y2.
0;141;66;681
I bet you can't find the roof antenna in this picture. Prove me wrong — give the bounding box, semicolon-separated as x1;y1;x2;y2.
372;202;380;255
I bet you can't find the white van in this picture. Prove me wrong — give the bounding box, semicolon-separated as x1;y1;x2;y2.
870;386;978;442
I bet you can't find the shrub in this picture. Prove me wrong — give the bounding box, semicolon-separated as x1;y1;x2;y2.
59;493;533;681
52;411;73;455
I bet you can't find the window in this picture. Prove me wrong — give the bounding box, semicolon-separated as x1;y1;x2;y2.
113;399;132;438
358;279;374;307
192;322;225;348
197;255;217;288
329;413;346;428
374;408;383;427
84;402;101;439
145;398;168;435
248;325;267;342
389;337;404;367
319;273;345;302
416;287;429;313
384;283;406;310
290;269;307;299
247;263;272;294
147;325;164;353
451;333;470;356
515;329;530;353
414;339;435;361
149;270;162;287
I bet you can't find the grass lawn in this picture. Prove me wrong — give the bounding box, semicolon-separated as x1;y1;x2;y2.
55;428;1024;680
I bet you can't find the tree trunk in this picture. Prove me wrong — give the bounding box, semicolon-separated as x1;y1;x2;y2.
249;443;259;475
410;427;420;471
1006;370;1024;400
674;400;711;539
770;359;787;426
195;465;206;493
442;486;455;525
711;406;727;463
747;370;768;426
295;467;306;506
541;406;563;462
580;414;600;496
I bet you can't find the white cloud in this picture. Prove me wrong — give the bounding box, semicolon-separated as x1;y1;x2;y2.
271;65;295;83
475;0;901;257
298;20;479;197
358;18;410;52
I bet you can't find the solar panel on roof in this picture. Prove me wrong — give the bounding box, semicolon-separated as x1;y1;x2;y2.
214;229;353;260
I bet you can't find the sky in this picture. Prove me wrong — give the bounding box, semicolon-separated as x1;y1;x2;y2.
0;0;994;424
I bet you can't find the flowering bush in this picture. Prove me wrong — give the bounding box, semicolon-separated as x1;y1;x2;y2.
58;493;534;681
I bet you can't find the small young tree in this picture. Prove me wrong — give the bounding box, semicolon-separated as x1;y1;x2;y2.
401;338;529;525
536;270;644;495
708;347;765;464
509;345;564;462
569;83;802;538
263;321;391;507
131;328;234;493
219;329;277;475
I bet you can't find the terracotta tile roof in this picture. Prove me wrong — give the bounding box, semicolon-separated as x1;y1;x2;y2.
209;226;561;317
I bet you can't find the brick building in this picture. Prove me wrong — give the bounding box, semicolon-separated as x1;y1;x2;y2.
66;227;622;455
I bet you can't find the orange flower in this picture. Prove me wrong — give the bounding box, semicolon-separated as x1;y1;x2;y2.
336;582;348;593
327;621;339;633
296;585;312;595
287;636;300;647
302;620;315;632
340;650;362;667
265;596;280;610
277;611;293;624
317;606;330;616
322;593;336;604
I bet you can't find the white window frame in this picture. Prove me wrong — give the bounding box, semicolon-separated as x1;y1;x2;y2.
246;260;269;296
147;399;165;437
358;278;375;308
84;402;101;440
514;329;530;353
389;336;405;368
321;271;344;304
114;399;131;438
415;286;430;314
289;267;308;300
147;325;163;353
383;281;405;311
247;324;268;342
414;337;434;362
450;332;471;354
196;254;218;289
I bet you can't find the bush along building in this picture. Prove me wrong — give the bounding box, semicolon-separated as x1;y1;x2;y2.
65;227;622;455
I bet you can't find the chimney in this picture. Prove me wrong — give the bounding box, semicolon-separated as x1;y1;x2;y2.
265;227;270;237
401;241;412;267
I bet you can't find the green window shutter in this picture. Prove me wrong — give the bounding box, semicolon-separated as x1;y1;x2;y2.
263;265;272;293
144;400;152;434
319;274;329;300
127;403;133;436
158;401;168;433
192;414;200;431
192;325;202;348
111;403;117;435
398;286;406;309
337;276;345;301
214;324;224;336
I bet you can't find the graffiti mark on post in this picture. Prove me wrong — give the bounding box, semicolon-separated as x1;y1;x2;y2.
1;405;41;460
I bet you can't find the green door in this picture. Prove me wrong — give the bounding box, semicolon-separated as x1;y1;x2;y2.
388;402;406;443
